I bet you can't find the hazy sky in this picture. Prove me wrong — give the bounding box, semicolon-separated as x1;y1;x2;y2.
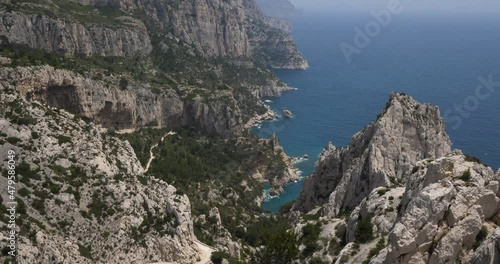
290;0;500;13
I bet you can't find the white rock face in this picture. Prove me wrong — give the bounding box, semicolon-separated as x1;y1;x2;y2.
205;207;241;258
346;187;405;243
379;153;500;264
0;11;152;58
0;0;307;69
295;93;451;216
292;93;500;264
0;65;245;137
0;90;200;263
470;227;500;264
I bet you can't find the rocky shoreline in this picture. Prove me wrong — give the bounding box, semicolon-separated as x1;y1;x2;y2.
244;93;307;206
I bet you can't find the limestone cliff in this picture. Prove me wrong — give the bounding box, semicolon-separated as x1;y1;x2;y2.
311;152;500;264
0;0;307;69
294;93;451;216
0;0;308;135
256;0;302;18
290;93;500;264
0;10;152;58
0;65;244;137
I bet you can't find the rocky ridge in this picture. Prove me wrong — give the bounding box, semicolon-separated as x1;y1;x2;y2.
289;93;500;264
1;65;249;137
0;0;308;69
0;88;202;263
295;93;451;216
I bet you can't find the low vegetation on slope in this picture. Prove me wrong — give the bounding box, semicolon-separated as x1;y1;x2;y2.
119;128;296;260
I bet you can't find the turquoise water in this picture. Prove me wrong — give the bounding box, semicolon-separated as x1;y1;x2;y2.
257;11;500;213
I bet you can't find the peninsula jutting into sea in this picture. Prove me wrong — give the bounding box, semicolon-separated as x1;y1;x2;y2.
1;0;499;263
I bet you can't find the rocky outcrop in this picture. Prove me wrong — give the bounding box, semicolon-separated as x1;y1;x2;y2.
247;16;309;69
264;16;292;33
207;207;242;258
256;0;302;18
294;93;451;216
375;152;500;264
346;187;405;243
470;227;500;264
0;11;152;58
0;89;201;263
289;93;500;264
0;65;243;137
269;132;301;189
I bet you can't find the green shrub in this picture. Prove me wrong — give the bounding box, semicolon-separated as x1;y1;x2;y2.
355;215;374;243
210;251;229;264
18;188;30;197
473;226;488;249
88;194;106;218
301;223;322;257
43;180;62;194
460;169;471;182
78;244;93;260
377;188;387;196
57;135;72;145
6;137;22;145
250;228;299;264
16;199;27;215
58;220;71;230
31;131;40;139
302;212;320;221
363;238;385;264
119;78;129;90
17;162;41;181
464;153;486;166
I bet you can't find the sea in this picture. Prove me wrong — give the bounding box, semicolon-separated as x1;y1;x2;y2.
255;10;500;213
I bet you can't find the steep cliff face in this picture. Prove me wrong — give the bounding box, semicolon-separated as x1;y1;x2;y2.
295;93;451;216
290;93;500;264
0;11;152;58
0;0;307;135
264;16;292;33
0;0;307;69
256;0;302;18
0;88;202;263
0;65;243;137
247;17;308;69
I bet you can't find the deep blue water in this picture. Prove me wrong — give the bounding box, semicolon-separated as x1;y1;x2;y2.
257;11;500;213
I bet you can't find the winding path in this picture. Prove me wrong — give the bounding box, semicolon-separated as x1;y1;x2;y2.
138;130;215;263
145;131;177;172
149;240;215;264
193;240;216;264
